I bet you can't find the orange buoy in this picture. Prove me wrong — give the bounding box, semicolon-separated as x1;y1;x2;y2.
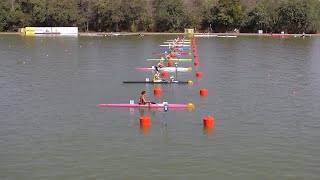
200;88;208;96
196;71;203;77
161;71;169;77
194;54;199;59
194;61;200;66
154;87;162;95
203;116;214;127
167;61;173;67
140;116;151;126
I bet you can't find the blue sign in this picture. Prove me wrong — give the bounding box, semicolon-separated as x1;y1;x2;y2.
164;104;169;112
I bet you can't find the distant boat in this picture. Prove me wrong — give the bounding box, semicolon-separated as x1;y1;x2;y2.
112;33;121;36
272;34;290;39
216;35;237;38
294;34;312;38
194;34;237;38
194;33;217;37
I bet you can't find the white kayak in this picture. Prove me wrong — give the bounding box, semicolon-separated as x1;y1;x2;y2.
135;66;192;72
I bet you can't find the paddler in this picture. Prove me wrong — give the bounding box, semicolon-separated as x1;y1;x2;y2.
139;91;155;105
153;71;163;82
165;51;172;60
155;60;165;71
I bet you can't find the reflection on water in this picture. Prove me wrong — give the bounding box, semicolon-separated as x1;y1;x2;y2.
140;125;151;135
203;126;215;135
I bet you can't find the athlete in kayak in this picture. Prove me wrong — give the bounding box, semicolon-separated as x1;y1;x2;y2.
153;71;163;82
139;91;155;105
155;60;165;71
165;52;172;60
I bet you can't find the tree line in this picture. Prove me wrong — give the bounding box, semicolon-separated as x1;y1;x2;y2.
0;0;319;33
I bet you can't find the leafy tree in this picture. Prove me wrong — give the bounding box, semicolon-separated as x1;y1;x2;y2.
203;0;244;32
0;1;9;31
77;0;96;31
46;0;79;27
277;0;310;33
182;0;205;31
307;0;320;33
152;0;188;32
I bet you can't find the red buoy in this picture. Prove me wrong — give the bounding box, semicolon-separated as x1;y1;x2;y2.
154;87;162;95
193;49;197;53
194;54;199;59
200;88;208;96
196;71;203;77
194;61;200;66
161;71;169;77
140;116;151;126
203;116;214;127
167;61;173;67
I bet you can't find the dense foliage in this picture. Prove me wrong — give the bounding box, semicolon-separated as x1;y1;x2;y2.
0;0;319;33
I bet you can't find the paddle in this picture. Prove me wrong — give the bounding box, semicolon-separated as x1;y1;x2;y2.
147;102;156;107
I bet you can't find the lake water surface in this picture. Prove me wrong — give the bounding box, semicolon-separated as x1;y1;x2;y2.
0;34;320;179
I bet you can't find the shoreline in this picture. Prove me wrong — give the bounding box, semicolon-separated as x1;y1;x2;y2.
0;32;319;37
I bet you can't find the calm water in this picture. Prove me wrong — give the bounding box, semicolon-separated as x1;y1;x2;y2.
0;34;320;179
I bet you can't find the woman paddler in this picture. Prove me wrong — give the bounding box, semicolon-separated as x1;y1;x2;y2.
153;71;163;82
155;60;165;72
139;91;155;105
165;51;172;60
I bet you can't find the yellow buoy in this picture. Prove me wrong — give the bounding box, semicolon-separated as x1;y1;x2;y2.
187;103;195;109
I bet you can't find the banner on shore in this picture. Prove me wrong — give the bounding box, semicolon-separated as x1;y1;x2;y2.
25;27;35;35
34;27;52;34
24;27;78;35
52;27;78;34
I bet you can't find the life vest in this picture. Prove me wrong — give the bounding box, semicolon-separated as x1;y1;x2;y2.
153;73;160;81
